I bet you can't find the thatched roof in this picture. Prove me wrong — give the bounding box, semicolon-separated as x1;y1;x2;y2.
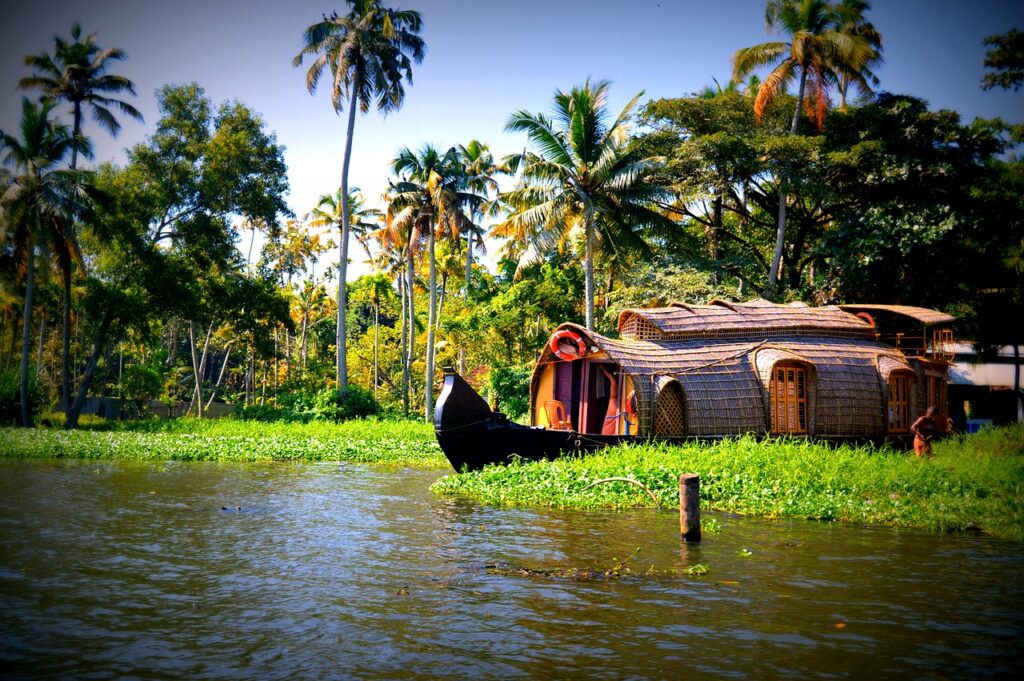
617;299;874;341
538;323;913;437
838;304;956;326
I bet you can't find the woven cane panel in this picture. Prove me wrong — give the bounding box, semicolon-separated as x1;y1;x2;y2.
539;322;914;439
621;314;662;341
653;381;686;436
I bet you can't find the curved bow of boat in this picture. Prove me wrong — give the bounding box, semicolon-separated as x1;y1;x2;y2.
433;369;628;471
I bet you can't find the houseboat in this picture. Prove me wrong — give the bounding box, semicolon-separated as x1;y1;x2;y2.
434;299;955;471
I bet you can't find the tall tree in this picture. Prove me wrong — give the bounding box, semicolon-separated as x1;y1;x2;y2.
982;29;1024;92
733;0;874;297
497;79;675;330
833;0;882;108
456;140;505;290
1;98;87;426
19;22;143;413
63;84;289;428
294;0;425;390
387;144;477;418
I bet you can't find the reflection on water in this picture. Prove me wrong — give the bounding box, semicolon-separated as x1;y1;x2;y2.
0;458;1021;679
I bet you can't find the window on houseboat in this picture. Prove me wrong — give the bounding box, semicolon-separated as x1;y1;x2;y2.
772;364;808;434
888;373;910;433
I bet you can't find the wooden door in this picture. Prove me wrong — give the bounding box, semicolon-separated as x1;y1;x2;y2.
772;365;808;434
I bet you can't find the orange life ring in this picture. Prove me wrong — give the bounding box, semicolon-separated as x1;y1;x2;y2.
550;329;587;361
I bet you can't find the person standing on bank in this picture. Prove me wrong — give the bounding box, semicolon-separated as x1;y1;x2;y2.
911;406;938;458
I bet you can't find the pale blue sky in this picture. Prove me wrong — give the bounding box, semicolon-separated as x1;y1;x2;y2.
2;0;1022;276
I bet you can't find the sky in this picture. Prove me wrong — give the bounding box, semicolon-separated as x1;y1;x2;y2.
2;0;1022;278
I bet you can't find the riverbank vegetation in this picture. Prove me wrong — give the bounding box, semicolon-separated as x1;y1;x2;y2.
2;1;1021;429
432;424;1024;541
0;418;442;466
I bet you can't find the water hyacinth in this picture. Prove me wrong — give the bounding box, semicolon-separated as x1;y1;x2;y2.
0;419;444;467
432;426;1024;541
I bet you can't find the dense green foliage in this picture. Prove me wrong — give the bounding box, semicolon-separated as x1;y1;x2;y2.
2;4;1022;428
487;365;532;420
0;369;40;424
432;425;1024;540
0;417;441;466
235;385;379;422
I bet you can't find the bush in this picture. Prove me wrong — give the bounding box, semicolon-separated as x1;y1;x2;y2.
122;365;163;416
0;369;42;425
234;403;306;423
488;364;531;420
235;386;379;423
312;386;379;421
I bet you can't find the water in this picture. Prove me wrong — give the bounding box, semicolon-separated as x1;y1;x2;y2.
1;459;1021;679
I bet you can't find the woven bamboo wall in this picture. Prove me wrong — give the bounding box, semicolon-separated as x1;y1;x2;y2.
534;320;918;439
652;378;687;436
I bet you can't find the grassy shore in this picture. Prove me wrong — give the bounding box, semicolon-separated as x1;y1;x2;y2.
0;417;444;467
432;424;1024;541
5;417;1022;539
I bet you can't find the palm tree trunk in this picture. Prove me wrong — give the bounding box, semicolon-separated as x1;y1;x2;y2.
36;313;46;378
399;273;409;416
584;214;595;330
60;267;72;413
767;70;808;299
406;246;415;414
373;300;379;398
19;245;37;427
425;226;437;421
60;105;85;416
336;78;360;390
437;273;447;331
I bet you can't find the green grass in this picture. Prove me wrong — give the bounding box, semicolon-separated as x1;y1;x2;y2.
432;424;1024;540
0;417;444;466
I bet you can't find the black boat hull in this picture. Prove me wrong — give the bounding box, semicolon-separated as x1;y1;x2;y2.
434;372;632;471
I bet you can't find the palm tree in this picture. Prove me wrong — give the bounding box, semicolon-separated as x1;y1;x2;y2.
308;188;380;387
733;0;875;297
457;140;506;290
833;0;882;108
387;145;477;419
1;99;88;426
497;79;675;330
294;0;425;390
19;22;143;412
372;220;414;415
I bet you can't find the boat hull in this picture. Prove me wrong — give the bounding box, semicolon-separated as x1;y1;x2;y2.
434;372;632;471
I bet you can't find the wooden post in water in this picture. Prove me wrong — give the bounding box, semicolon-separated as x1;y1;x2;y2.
679;473;701;542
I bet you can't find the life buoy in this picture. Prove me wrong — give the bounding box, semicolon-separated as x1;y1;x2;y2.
550;329;587;361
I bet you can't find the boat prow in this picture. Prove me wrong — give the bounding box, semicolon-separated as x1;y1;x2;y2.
433;370;628;471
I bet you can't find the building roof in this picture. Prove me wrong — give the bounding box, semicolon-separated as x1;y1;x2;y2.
617;299;874;340
538;323;913;437
838;304;956;326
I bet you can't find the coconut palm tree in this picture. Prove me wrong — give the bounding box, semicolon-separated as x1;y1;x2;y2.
733;0;874;297
294;0;425;390
19;23;143;412
833;0;883;108
386;145;478;419
1;98;88;426
372;218;414;415
308;187;381;387
456;140;506;289
497;79;676;330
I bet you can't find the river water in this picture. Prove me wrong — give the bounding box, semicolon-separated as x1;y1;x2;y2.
0;459;1021;679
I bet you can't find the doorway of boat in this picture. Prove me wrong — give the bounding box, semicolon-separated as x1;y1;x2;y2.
581;360;627;435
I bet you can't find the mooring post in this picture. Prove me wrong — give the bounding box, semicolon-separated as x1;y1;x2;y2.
679;473;701;542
